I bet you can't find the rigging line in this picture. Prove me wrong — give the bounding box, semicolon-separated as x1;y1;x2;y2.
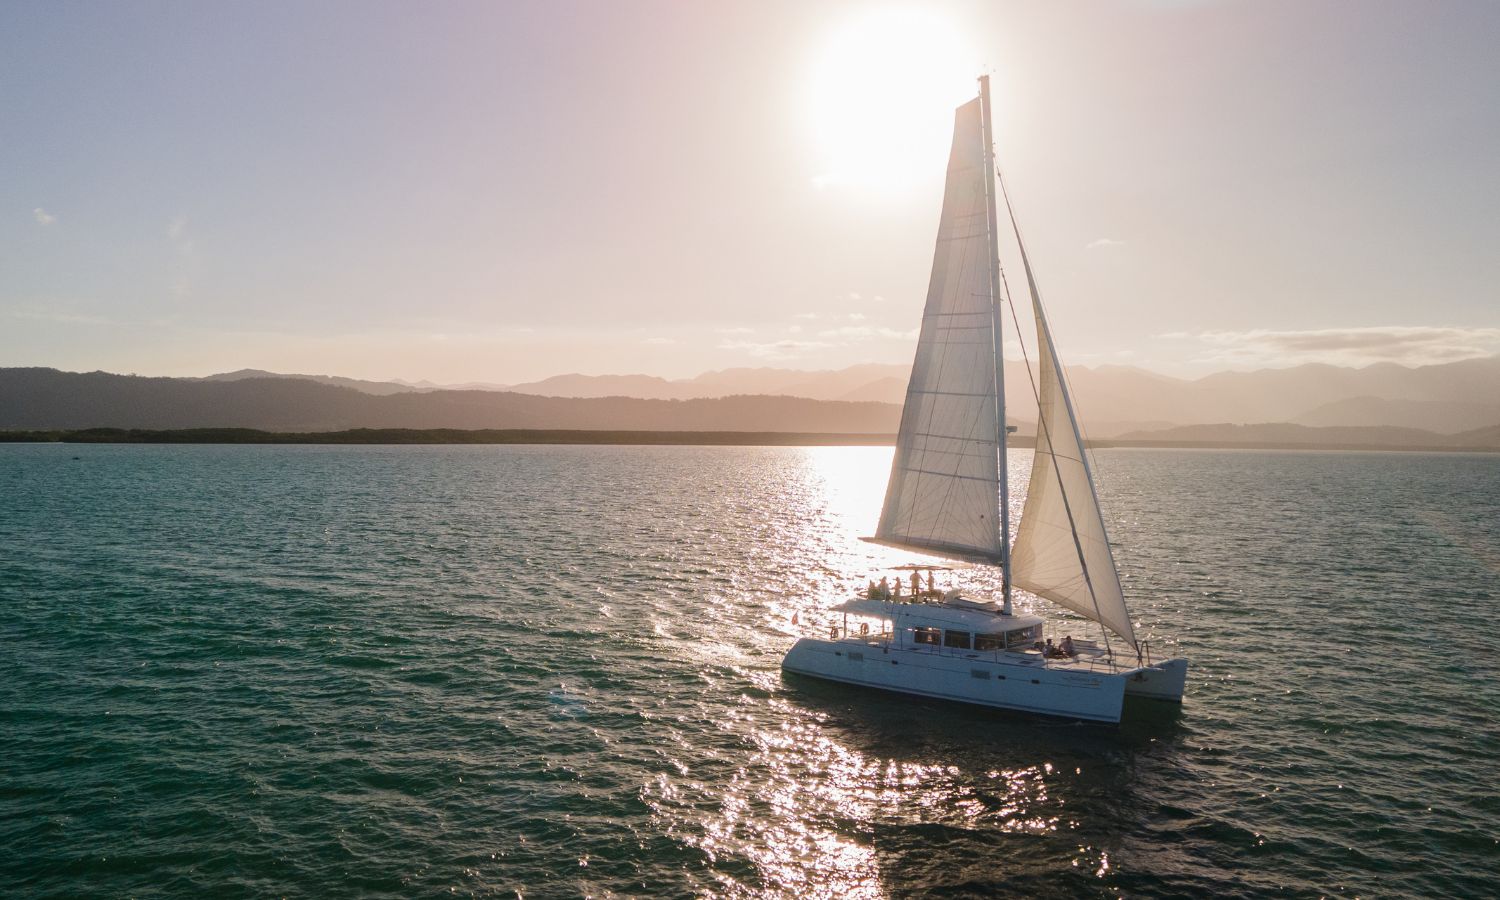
994;166;1121;659
1005;237;1121;662
993;182;1115;550
994;164;1117;520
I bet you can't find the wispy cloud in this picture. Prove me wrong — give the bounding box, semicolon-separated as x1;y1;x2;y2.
1085;237;1124;249
717;338;834;360
1164;326;1500;367
714;326;755;335
641;336;675;345
817;325;918;340
33;208;57;226
166;214;196;296
7;306;110;326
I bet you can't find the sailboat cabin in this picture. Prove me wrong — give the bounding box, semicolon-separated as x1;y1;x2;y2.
832;596;1046;659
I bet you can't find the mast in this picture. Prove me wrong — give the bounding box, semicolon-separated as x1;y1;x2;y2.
978;75;1013;615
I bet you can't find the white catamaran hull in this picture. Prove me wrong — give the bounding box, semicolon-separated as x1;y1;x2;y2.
782;637;1185;724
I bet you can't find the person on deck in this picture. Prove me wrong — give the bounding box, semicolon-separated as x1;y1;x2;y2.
910;572;921;597
1059;635;1076;657
927;572;936;596
878;576;890;600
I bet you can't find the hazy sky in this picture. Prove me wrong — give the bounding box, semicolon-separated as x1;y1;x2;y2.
5;0;1498;383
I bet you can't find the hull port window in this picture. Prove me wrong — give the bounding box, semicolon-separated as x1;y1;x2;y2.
913;627;940;646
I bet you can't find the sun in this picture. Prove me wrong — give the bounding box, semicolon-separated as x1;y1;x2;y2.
806;8;979;194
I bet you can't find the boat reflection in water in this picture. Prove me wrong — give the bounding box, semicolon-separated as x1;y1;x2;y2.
643;661;1188;898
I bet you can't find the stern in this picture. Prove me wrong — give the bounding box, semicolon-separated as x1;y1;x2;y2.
1123;658;1188;703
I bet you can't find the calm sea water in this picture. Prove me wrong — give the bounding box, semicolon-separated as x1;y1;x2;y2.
1;444;1497;898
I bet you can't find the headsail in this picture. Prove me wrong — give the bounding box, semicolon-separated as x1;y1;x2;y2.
1008;248;1137;648
874;98;1003;564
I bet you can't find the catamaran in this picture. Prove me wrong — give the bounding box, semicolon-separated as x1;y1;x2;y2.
781;76;1188;723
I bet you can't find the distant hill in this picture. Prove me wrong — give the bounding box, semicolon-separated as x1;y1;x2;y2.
199;368;422;396
1288;396;1500;432
499;364;914;403
1112;422;1500;450
0;368;901;433
1449;423;1500;449
837;376;906;403
500;372;686;399
397;355;1500;436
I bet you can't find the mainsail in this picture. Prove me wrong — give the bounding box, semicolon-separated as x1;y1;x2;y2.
874;98;1003;563
1008;244;1138;648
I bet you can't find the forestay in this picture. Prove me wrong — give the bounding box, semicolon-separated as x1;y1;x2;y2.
875;98;1003;564
1009;254;1138;649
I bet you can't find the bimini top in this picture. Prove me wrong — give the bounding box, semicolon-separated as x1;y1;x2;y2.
833;596;1044;633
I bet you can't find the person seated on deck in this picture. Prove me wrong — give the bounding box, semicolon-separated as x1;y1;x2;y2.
1043;638;1069;659
867;580;878;600
1059;635;1077;658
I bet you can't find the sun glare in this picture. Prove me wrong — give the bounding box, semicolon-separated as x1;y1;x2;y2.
806;9;979;193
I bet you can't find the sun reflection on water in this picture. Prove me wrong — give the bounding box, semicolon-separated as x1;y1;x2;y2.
642;694;1066;896
638;446;1104;894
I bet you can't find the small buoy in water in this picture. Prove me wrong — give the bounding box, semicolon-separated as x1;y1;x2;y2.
790;612;799;626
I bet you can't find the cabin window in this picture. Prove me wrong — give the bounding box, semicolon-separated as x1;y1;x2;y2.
975;633;1005;652
1006;625;1042;649
943;630;972;650
912;627;940;646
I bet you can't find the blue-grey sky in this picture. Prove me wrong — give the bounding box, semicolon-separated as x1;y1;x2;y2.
5;0;1498;382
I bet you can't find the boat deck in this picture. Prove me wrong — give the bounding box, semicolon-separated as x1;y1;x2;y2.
827;634;1153;677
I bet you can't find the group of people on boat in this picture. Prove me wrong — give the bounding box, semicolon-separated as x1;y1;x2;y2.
866;570;940;601
1039;635;1077;659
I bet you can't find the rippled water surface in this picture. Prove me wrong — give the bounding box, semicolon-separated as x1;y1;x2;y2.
2;444;1497;898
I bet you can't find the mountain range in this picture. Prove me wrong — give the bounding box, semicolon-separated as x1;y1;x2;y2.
197;355;1500;437
0;369;902;433
2;355;1496;443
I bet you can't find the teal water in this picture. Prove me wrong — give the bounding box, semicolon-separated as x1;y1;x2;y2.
2;444;1497;898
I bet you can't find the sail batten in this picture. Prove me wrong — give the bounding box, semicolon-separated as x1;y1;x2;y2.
874;97;1004;565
